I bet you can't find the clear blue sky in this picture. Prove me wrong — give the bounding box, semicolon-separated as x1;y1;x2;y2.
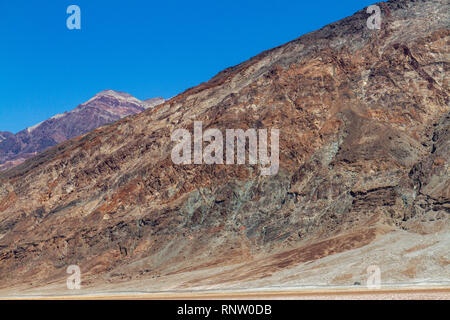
0;0;375;133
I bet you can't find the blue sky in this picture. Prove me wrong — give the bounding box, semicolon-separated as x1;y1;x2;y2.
0;0;375;133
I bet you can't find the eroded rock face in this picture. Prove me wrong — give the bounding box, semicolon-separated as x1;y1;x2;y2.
0;0;448;292
0;90;165;171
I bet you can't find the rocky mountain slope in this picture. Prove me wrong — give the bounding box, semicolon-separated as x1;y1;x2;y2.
0;0;448;295
0;90;164;171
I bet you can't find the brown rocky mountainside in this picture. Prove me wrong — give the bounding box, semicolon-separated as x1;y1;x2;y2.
0;90;164;171
0;0;448;295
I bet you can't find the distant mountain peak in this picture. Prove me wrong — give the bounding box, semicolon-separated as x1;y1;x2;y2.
96;89;135;98
82;89;142;106
0;90;164;170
